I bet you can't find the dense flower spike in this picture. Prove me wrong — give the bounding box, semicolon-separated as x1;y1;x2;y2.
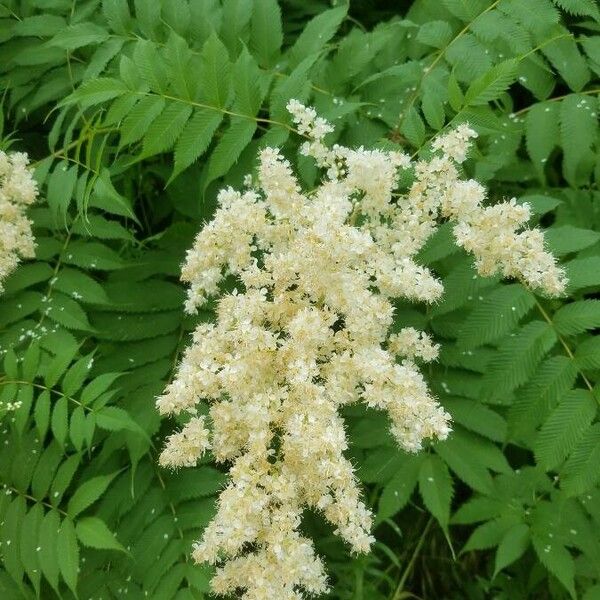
157;102;565;599
0;151;37;293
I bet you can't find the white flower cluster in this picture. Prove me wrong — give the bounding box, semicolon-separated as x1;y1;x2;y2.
0;151;37;293
157;101;565;599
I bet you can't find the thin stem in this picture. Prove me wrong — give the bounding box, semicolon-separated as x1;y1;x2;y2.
391;516;434;600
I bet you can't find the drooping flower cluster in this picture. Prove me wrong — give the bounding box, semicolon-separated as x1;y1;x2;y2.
157;101;565;599
0;151;37;293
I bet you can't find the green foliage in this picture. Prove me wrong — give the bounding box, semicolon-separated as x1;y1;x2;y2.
0;0;599;598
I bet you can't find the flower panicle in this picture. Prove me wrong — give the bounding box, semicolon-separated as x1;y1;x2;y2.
156;101;565;600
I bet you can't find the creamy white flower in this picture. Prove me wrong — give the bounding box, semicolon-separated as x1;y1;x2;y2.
157;101;565;600
0;151;37;293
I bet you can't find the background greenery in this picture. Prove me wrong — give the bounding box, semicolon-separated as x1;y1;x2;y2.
0;0;599;598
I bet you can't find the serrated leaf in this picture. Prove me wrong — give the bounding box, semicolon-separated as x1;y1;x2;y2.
251;0;283;68
61;77;128;108
142;103;192;157
482;321;557;399
534;389;596;470
561;423;600;495
76;517;126;552
494;523;530;577
57;518;79;596
171;109;223;181
96;406;149;439
417;20;453;48
565;256;600;291
457;284;536;349
418;455;453;529
53;268;109;305
120;95;166;147
525;102;559;181
51;396;68;447
508;355;578;442
401;106;426;147
377;455;422;521
50;454;81;508
199;33;232;108
574;336;600;369
544;225;599;256
560;94;597;186
34;390;51;440
204;118;257;188
61;351;95;396
67;472;118;518
289;6;347;68
553;300;600;335
63;242;124;271
48;22;109;49
532;536;575;598
38;510;61;594
464;59;518;106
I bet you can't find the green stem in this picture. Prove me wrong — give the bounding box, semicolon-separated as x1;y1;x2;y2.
391;516;433;600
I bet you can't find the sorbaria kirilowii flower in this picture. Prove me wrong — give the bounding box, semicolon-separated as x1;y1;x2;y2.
0;151;37;293
157;101;565;599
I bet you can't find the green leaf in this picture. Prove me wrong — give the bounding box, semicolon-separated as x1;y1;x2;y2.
96;406;149;438
508;356;577;442
220;0;253;56
103;0;131;34
544;225;600;256
464;59;518;106
81;373;122;405
70;406;86;451
133;40;168;92
142;103;193;157
50;454;81;506
205;118;257;188
120;95;166;147
39;510;61;594
62;352;95;397
61;78;128;108
417;20;453;48
76;517;126;552
560;93;597;186
57;518;79;597
457;284;536;349
199;33;232;108
289;6;347;67
400;106;426;147
90;170;139;222
34;390;51;440
418;455;453;529
171;109;223;181
20;503;43;596
532;536;575;598
377;455;422;521
53;268;109;305
67;472;118;518
553;300;600;335
48;22;109;49
51;396;69;447
534;389;597;470
63;242;124;271
575;336;600;370
1;496;26;585
561;423;600;495
525;102;559;181
494;523;530;577
251;0;283;67
46;292;93;331
233;48;265;115
482;321;557;399
565;256;600;291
